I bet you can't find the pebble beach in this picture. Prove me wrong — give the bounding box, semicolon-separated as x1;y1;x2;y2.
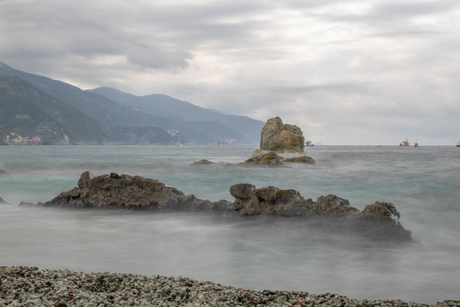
1;266;457;306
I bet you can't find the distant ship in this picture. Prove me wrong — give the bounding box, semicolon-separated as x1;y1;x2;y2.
457;142;460;147
399;139;410;147
414;141;419;147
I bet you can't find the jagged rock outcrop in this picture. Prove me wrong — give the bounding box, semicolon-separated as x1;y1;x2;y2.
229;183;412;242
41;171;233;212
354;202;412;241
37;172;412;242
260;117;305;153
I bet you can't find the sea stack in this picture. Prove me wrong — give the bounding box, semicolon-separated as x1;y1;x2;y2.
260;117;305;153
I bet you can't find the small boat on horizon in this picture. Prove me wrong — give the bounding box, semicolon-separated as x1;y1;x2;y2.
399;139;419;147
399;139;410;147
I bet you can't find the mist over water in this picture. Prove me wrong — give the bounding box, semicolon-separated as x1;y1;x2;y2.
1;145;459;304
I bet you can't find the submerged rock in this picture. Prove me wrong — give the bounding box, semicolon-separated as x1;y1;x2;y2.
0;168;7;175
192;151;316;167
282;156;316;164
243;150;316;166
38;171;412;242
191;159;214;165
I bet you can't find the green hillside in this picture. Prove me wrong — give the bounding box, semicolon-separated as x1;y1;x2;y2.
0;62;262;145
0;76;115;145
89;87;264;144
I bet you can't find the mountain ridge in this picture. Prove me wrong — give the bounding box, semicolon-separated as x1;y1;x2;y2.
0;75;115;145
0;62;264;145
89;87;264;143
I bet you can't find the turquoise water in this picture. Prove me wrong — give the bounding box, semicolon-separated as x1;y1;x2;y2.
0;145;459;304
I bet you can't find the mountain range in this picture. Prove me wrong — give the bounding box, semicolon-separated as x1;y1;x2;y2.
0;62;264;145
0;75;114;145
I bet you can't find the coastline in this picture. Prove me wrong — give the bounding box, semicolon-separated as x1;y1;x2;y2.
1;266;454;306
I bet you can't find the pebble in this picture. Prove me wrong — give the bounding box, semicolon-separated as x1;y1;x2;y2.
0;266;458;306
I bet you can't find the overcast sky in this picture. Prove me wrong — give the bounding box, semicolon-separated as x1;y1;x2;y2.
1;0;459;145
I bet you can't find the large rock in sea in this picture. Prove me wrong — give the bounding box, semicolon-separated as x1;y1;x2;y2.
229;184;412;242
38;172;412;242
260;117;305;153
42;171;233;212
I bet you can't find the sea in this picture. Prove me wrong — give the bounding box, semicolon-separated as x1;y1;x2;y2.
0;145;459;304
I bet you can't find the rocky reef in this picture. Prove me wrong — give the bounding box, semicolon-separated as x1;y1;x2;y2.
191;151;316;167
34;171;412;242
244;150;315;166
230;183;411;242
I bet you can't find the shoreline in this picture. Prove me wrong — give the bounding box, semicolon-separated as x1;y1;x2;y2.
1;266;455;306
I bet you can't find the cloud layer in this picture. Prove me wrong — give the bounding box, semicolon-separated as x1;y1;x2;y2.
1;0;459;145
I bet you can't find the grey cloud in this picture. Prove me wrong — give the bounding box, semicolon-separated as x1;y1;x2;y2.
126;46;192;70
370;0;459;19
0;0;193;71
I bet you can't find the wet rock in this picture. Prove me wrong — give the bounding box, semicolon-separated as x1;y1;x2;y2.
68;187;81;198
230;183;256;199
110;172;121;179
229;184;412;242
191;159;214;165
354;202;412;241
316;194;358;217
38;171;413;242
78;171;95;189
193;150;315;167
359;201;401;221
260;117;305;153
244;150;315;166
282;156;316;164
42;171;233;213
243;151;284;166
